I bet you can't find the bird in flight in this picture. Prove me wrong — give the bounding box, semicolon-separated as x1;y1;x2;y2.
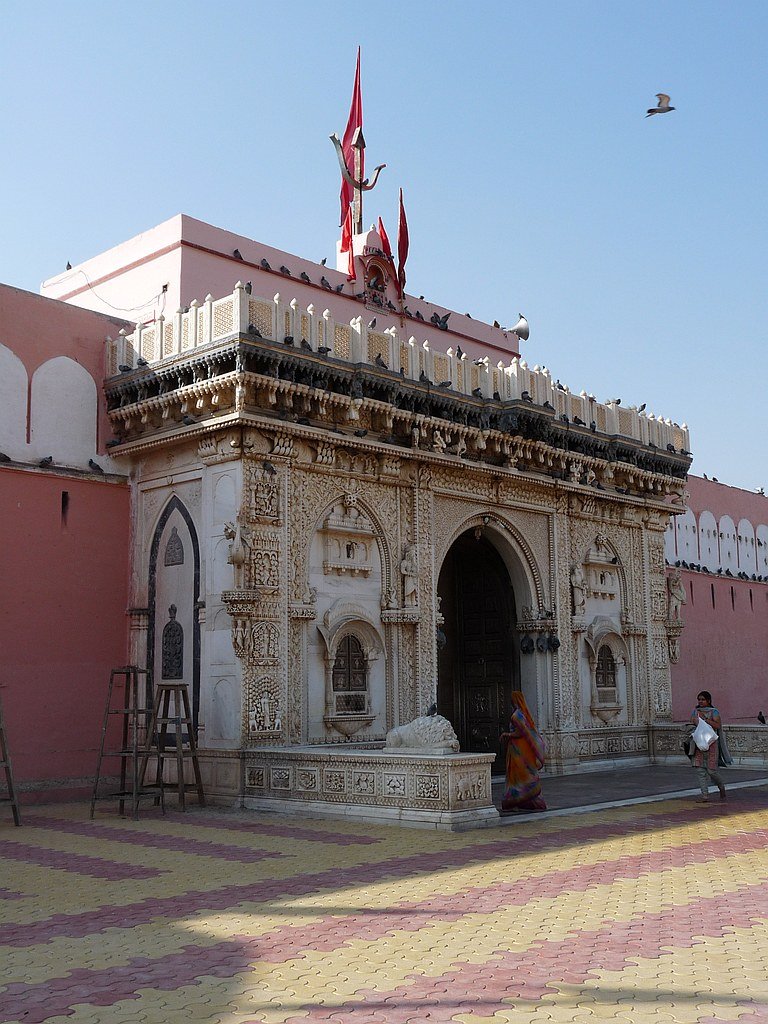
646;93;675;117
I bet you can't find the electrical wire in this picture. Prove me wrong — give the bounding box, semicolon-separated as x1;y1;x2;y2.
62;267;168;317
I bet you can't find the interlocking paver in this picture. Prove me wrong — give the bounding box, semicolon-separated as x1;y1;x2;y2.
2;791;768;1024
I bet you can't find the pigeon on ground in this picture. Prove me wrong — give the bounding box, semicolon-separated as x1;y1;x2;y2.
646;93;675;117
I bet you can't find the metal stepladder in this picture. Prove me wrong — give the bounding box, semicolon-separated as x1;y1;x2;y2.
90;666;164;820
139;682;205;811
0;689;21;826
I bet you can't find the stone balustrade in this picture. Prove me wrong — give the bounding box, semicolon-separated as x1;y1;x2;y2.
105;282;690;453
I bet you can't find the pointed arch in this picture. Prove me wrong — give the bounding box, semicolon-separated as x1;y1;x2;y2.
147;495;201;729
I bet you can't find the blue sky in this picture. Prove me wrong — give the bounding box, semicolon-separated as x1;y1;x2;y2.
1;1;766;490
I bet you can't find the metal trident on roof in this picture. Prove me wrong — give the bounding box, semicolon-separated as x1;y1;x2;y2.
330;128;386;235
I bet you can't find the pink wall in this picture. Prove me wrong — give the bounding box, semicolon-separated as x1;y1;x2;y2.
41;214;521;365
686;474;768;525
671;572;768;725
0;468;130;797
0;284;128;451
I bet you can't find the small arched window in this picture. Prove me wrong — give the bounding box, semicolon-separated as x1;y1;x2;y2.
331;634;368;714
596;646;617;702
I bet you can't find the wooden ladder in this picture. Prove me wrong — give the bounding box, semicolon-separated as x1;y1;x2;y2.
0;690;21;826
90;666;164;820
140;682;205;811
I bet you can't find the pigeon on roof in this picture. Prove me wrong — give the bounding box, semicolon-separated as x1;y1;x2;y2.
646;93;675;117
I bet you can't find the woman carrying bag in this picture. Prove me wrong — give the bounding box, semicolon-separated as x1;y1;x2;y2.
689;690;726;803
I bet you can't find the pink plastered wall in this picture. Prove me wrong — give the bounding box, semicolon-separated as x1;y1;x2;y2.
670;475;768;725
0;468;129;797
0;284;129;451
671;572;768;725
42;214;521;365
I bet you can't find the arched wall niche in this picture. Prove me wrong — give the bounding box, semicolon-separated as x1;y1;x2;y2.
304;493;391;744
30;356;97;466
575;534;629;615
698;510;718;570
0;343;28;458
719;515;738;572
146;495;201;730
737;518;756;574
583;617;629;725
674;509;698;563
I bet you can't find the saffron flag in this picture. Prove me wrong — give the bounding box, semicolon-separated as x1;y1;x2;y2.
341;207;356;281
377;216;393;262
339;48;363;227
378;216;398;288
397;188;409;297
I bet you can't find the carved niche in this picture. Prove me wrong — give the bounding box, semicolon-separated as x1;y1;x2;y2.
321;492;375;577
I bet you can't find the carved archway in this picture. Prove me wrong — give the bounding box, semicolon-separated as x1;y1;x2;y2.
147;496;201;730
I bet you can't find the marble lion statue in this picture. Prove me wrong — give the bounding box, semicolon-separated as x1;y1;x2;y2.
384;714;460;752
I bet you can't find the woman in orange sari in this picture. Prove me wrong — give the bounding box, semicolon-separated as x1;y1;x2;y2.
500;692;547;812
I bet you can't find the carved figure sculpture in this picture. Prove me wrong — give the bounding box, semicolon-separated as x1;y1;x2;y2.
384;714;460;753
570;563;587;616
667;569;687;621
400;543;419;607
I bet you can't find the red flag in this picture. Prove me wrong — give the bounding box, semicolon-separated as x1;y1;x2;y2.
378;216;398;289
378;216;393;261
339;48;363;227
397;188;409;297
341;205;352;253
341;207;356;281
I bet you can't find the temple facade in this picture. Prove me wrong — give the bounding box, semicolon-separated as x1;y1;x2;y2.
79;220;693;820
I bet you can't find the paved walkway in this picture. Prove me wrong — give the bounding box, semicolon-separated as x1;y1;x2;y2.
2;774;768;1023
493;763;768;816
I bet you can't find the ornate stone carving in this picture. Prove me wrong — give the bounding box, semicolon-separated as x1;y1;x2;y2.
570;563;586;615
161;605;183;679
164;526;184;566
384;714;459;753
400;543;419;607
667;569;686;622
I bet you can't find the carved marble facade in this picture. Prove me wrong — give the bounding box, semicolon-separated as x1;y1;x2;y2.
107;292;692;816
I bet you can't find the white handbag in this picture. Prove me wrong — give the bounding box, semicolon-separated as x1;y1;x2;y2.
692;717;717;751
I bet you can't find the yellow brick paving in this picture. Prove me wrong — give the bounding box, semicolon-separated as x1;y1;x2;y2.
1;794;767;1024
